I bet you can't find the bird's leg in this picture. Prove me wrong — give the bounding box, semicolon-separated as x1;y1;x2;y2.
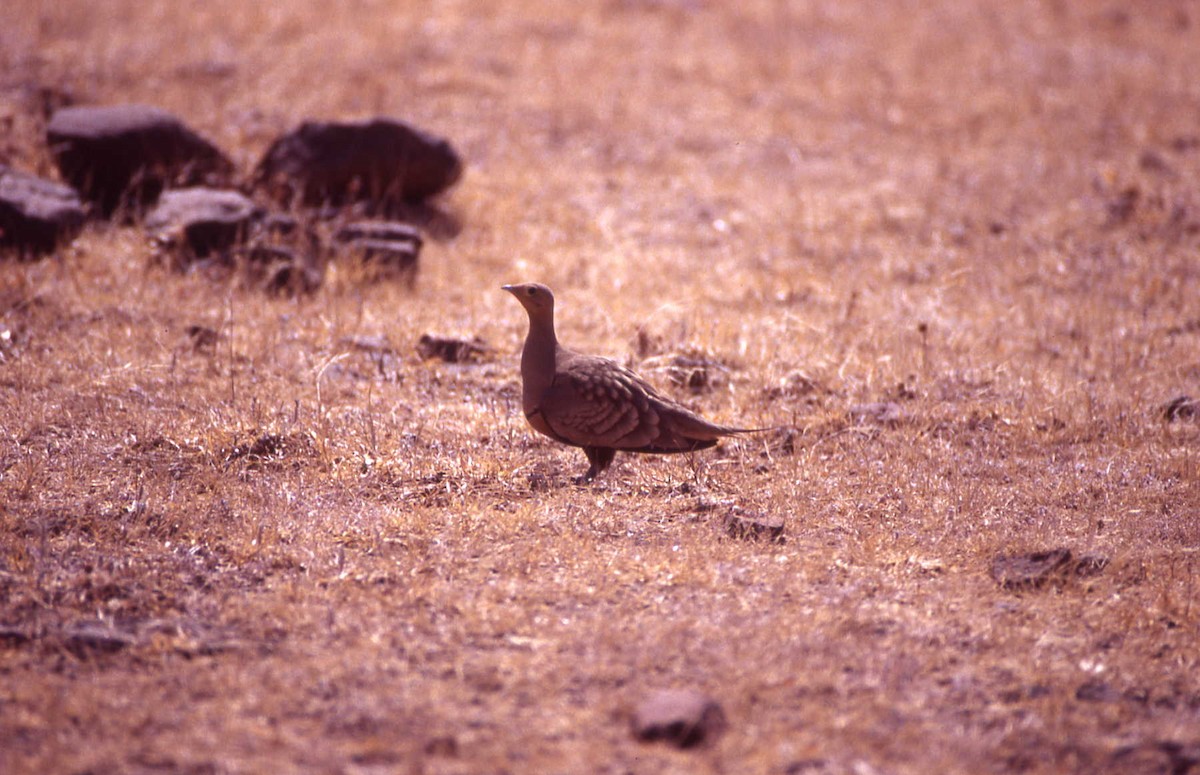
579;447;616;483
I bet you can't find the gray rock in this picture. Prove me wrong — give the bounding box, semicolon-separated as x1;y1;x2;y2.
1162;395;1198;422
145;187;262;262
849;401;905;425
0;165;85;257
63;621;136;656
46;104;232;217
632;689;727;748
724;507;785;543
255;118;462;211
416;334;491;363
991;548;1108;590
334;220;423;283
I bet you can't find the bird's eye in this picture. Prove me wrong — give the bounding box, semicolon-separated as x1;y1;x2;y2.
527;288;536;296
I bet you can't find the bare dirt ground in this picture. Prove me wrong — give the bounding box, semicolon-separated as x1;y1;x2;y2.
2;1;1199;773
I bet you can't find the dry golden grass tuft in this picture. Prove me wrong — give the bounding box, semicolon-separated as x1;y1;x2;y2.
2;1;1200;773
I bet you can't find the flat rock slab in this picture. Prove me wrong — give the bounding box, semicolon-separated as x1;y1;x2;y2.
1162;395;1198;422
991;548;1109;590
63;621;136;657
724;507;785;543
145;187;262;260
416;334;491;363
255;118;462;211
334;220;424;283
47;104;232;217
0;165;85;257
632;689;727;748
849;401;905;425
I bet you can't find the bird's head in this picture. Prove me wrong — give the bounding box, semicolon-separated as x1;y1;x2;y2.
501;282;555;320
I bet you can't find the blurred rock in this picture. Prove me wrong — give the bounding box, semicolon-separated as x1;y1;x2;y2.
145;187;262;263
334;220;423;284
764;370;823;400
1110;741;1200;774
849;401;904;426
416;334;491;363
0;624;32;646
664;353;729;393
260;260;323;297
991;548;1108;590
632;688;726;748
334;220;423;246
63;621;136;656
1105;186;1139;226
724;507;785;543
184;325;220;353
991;548;1072;590
1075;680;1121;703
1162;395;1198;422
0;165;85;257
1138;149;1174;176
46;104;232;217
255;118;462;211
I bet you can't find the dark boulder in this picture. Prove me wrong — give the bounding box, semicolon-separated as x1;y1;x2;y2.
0;165;86;257
255;118;462;211
46;104;232;217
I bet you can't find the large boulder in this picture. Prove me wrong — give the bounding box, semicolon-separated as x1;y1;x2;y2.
255;118;462;212
46;104;232;217
0;165;86;257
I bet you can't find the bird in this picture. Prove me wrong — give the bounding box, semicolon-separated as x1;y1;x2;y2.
502;282;761;482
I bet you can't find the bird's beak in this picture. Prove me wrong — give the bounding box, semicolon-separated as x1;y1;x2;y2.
501;284;516;294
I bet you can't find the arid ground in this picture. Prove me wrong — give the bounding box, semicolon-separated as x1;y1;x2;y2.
2;1;1199;773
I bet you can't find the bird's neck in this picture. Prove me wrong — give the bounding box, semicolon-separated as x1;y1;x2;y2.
521;313;558;411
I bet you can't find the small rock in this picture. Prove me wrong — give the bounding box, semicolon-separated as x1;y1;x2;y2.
184;325;220;353
46;104;232;217
765;370;822;399
1138;150;1174;176
145;187;262;264
632;689;727;748
0;165;86;257
991;548;1072;590
1110;741;1200;774
1162;395;1198;422
423;736;458;757
260;260;323;297
0;325;16;362
849;401;904;425
1073;554;1110;578
990;548;1109;590
346;238;420;278
667;354;728;392
724;508;785;543
1076;680;1121;703
255;118;462;211
416;334;490;363
0;624;32;646
63;622;135;656
334;220;423;246
334;220;424;283
342;335;394;355
1105;186;1139;226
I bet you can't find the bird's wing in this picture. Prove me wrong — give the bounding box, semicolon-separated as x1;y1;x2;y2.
538;355;667;450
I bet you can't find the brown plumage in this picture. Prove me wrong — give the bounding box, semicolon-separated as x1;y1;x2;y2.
502;282;758;481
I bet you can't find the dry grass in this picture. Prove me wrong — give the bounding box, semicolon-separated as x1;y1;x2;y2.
2;1;1200;773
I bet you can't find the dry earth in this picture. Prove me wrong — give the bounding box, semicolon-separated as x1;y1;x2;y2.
2;1;1199;773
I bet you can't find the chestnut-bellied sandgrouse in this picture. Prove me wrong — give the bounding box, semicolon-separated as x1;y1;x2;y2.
502;282;760;482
